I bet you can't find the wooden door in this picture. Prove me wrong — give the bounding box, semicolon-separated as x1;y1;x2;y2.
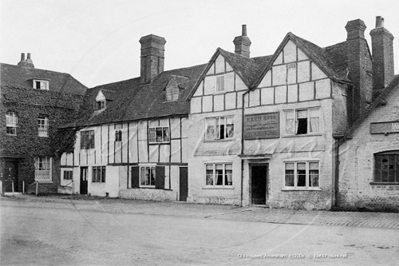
179;167;188;201
2;160;18;193
80;167;88;194
251;164;268;205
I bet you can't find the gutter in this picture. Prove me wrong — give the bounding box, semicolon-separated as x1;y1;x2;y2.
240;89;250;207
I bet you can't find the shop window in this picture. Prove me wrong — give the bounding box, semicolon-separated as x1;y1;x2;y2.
38;116;49;137
205;163;233;187
80;130;95;149
149;127;170;143
92;166;106;183
374;151;399;183
284;161;319;189
205;116;234;141
5;112;18;136
34;157;52;182
63;170;73;180
285;108;320;135
130;165;165;189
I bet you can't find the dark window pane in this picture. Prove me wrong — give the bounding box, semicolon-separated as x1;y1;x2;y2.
297;118;307;134
375;155;382;182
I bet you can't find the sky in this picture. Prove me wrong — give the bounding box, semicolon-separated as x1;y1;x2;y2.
1;0;399;88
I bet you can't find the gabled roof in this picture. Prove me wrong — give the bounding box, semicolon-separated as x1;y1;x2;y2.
337;74;399;146
0;63;87;95
187;48;273;99
253;32;351;88
63;63;207;128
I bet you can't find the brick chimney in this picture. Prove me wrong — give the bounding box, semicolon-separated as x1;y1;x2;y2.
345;19;373;124
370;16;394;99
233;25;251;58
17;52;35;68
139;34;166;84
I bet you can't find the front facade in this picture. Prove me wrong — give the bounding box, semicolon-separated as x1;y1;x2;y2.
0;54;86;194
58;17;397;210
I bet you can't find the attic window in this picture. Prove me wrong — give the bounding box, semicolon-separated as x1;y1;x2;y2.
96;100;106;110
166;86;179;101
33;80;49;90
216;76;224;92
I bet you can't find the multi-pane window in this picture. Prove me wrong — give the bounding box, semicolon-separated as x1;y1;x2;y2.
63;170;73;180
38;116;49;137
80;130;95;149
5;112;18;136
140;166;156;187
33;80;49;90
92;166;106;183
34;157;52;182
96;100;105;110
115;130;122;142
216;76;225;92
206;163;233;187
166;87;179;101
285;161;319;188
205;116;234;141
149;127;170;143
374;151;399;183
285;108;320;135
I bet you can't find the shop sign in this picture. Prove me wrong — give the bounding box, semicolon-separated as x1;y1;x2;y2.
370;121;399;134
244;112;280;140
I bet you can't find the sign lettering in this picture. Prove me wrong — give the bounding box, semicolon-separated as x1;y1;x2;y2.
370;121;399;134
244;112;280;140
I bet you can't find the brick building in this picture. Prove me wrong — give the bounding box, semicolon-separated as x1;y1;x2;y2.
0;54;86;194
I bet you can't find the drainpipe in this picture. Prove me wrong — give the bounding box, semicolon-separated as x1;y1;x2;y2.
240;90;250;207
333;138;341;208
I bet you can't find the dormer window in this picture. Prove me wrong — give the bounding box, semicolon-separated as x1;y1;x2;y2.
96;100;106;110
33;80;49;90
166;86;179;101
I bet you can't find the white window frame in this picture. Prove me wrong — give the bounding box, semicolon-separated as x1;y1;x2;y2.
205;163;233;187
115;129;122;142
33;80;49;90
34;157;52;182
148;126;170;143
284;107;320;136
80;130;95;149
205;116;234;141
140;165;156;188
96;100;106;110
38;116;49;137
283;160;320;190
6;112;18;136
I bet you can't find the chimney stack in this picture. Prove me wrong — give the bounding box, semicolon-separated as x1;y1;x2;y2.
345;19;373;124
370;16;394;99
139;34;166;84
233;25;251;58
17;52;34;68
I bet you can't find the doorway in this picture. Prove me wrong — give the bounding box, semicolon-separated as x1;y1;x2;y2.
250;164;268;205
80;167;88;194
2;160;18;193
179;167;188;201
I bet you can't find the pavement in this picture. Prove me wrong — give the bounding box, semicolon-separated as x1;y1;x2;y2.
2;194;399;230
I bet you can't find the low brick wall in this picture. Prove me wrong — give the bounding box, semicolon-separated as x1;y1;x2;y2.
119;188;177;201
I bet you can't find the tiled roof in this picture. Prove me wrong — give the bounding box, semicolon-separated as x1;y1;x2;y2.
0;63;87;95
63;63;207;128
337;74;399;146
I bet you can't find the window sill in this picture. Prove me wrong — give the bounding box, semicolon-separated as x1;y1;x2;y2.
204;138;235;143
35;180;53;183
92;182;106;184
370;182;399;186
140;186;156;189
282;133;323;138
149;142;170;145
281;187;321;191
202;186;235;190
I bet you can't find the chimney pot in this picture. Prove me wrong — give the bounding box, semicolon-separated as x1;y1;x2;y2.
376;16;384;28
20;53;25;62
242;25;247;36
